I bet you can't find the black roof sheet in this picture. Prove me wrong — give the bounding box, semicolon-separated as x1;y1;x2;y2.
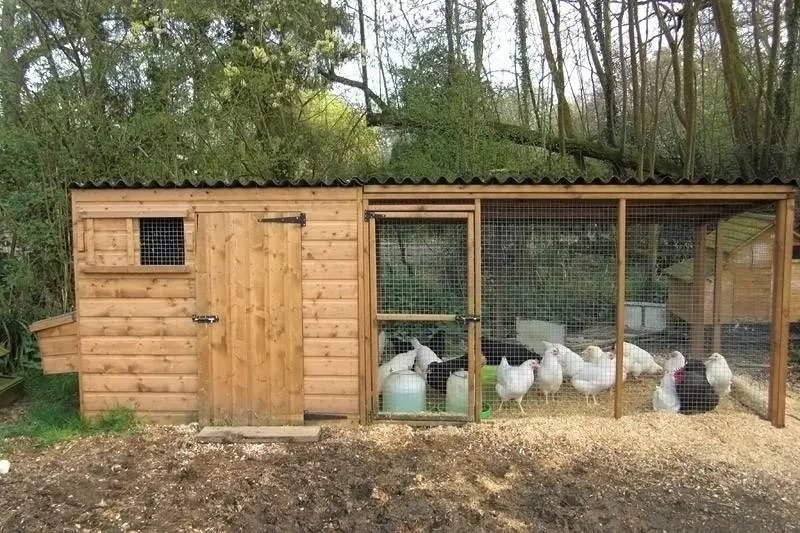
69;174;799;189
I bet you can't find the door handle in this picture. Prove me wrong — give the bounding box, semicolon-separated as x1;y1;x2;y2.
192;314;219;325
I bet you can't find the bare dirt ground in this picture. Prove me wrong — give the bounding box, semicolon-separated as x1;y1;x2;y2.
2;391;800;533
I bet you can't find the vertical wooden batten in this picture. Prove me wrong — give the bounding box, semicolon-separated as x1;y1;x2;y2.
356;190;367;423
692;223;708;357
70;192;85;414
769;196;794;428
712;223;724;352
466;212;477;421
367;217;379;416
472;200;483;422
614;199;627;419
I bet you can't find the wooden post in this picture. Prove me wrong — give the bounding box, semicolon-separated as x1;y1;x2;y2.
472;200;483;422
712;222;724;352
691;223;708;357
769;197;794;428
614;199;626;419
357;191;368;424
368;218;379;416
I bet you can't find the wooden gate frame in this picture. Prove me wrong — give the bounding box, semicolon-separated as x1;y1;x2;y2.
363;205;482;422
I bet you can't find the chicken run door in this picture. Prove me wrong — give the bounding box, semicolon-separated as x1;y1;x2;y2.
196;212;304;426
368;211;479;421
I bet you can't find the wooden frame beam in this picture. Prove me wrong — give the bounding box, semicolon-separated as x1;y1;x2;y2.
712;226;724;352
357;189;367;424
614;199;627;419
472;200;483;422
376;313;459;322
769;196;795;428
692;224;708;357
363;184;794;201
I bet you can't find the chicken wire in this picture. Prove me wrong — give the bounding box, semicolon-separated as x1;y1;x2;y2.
139;217;185;266
374;219;473;419
624;203;776;418
481;201;619;417
371;200;784;422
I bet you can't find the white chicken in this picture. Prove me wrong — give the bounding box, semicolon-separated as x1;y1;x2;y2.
548;342;588;378
572;346;616;405
663;350;686;374
652;371;680;412
378;329;386;359
495;357;540;413
377;348;417;394
705;352;733;398
536;344;563;404
0;459;9;475
621;342;663;378
411;337;442;377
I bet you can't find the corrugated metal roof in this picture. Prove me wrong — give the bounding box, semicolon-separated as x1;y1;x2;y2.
707;213;775;254
665;212;776;282
69;173;800;189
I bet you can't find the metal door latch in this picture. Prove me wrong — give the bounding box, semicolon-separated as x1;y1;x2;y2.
454;315;481;326
192;314;219;325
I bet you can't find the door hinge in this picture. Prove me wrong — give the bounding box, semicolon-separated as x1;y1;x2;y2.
364;211;386;221
454;315;481;326
259;213;307;226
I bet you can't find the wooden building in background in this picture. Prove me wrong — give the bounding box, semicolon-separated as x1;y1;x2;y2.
666;212;800;325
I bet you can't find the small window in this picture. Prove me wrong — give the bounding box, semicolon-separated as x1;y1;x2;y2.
793;245;800;261
140;218;185;265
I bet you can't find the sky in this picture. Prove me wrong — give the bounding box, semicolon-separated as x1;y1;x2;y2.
330;0;668;111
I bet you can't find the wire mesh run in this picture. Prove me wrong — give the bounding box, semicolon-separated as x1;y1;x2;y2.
624;203;775;417
374;219;473;419
139;217;185;266
481;201;618;417
371;199;784;422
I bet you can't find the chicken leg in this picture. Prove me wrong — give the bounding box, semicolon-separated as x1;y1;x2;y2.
515;397;525;414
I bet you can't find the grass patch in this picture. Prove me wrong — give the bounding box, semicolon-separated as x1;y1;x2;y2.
0;370;140;450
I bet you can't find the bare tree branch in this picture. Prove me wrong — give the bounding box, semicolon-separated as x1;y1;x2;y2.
320;70;388;110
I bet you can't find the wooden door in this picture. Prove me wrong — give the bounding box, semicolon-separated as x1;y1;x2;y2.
196;212;304;425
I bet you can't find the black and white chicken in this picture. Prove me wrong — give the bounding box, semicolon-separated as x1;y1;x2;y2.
674;359;719;414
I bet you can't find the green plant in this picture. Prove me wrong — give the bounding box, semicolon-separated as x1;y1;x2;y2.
790;347;800;368
0;370;140;450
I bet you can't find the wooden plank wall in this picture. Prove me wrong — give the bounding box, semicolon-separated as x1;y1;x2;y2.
73;188;360;423
31;314;80;374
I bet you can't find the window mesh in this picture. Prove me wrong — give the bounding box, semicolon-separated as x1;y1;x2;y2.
139;218;185;266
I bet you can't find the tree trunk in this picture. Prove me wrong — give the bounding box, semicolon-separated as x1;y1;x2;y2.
534;0;574;149
515;0;536;128
445;0;456;78
357;0;371;114
473;0;484;77
598;0;617;144
0;1;23;123
682;0;698;179
774;0;800;173
711;0;757;176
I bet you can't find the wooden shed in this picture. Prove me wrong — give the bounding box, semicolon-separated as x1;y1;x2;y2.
665;212;800;325
28;178;797;428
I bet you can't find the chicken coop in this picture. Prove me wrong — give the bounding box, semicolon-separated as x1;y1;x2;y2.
29;178;796;428
665;212;800;325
